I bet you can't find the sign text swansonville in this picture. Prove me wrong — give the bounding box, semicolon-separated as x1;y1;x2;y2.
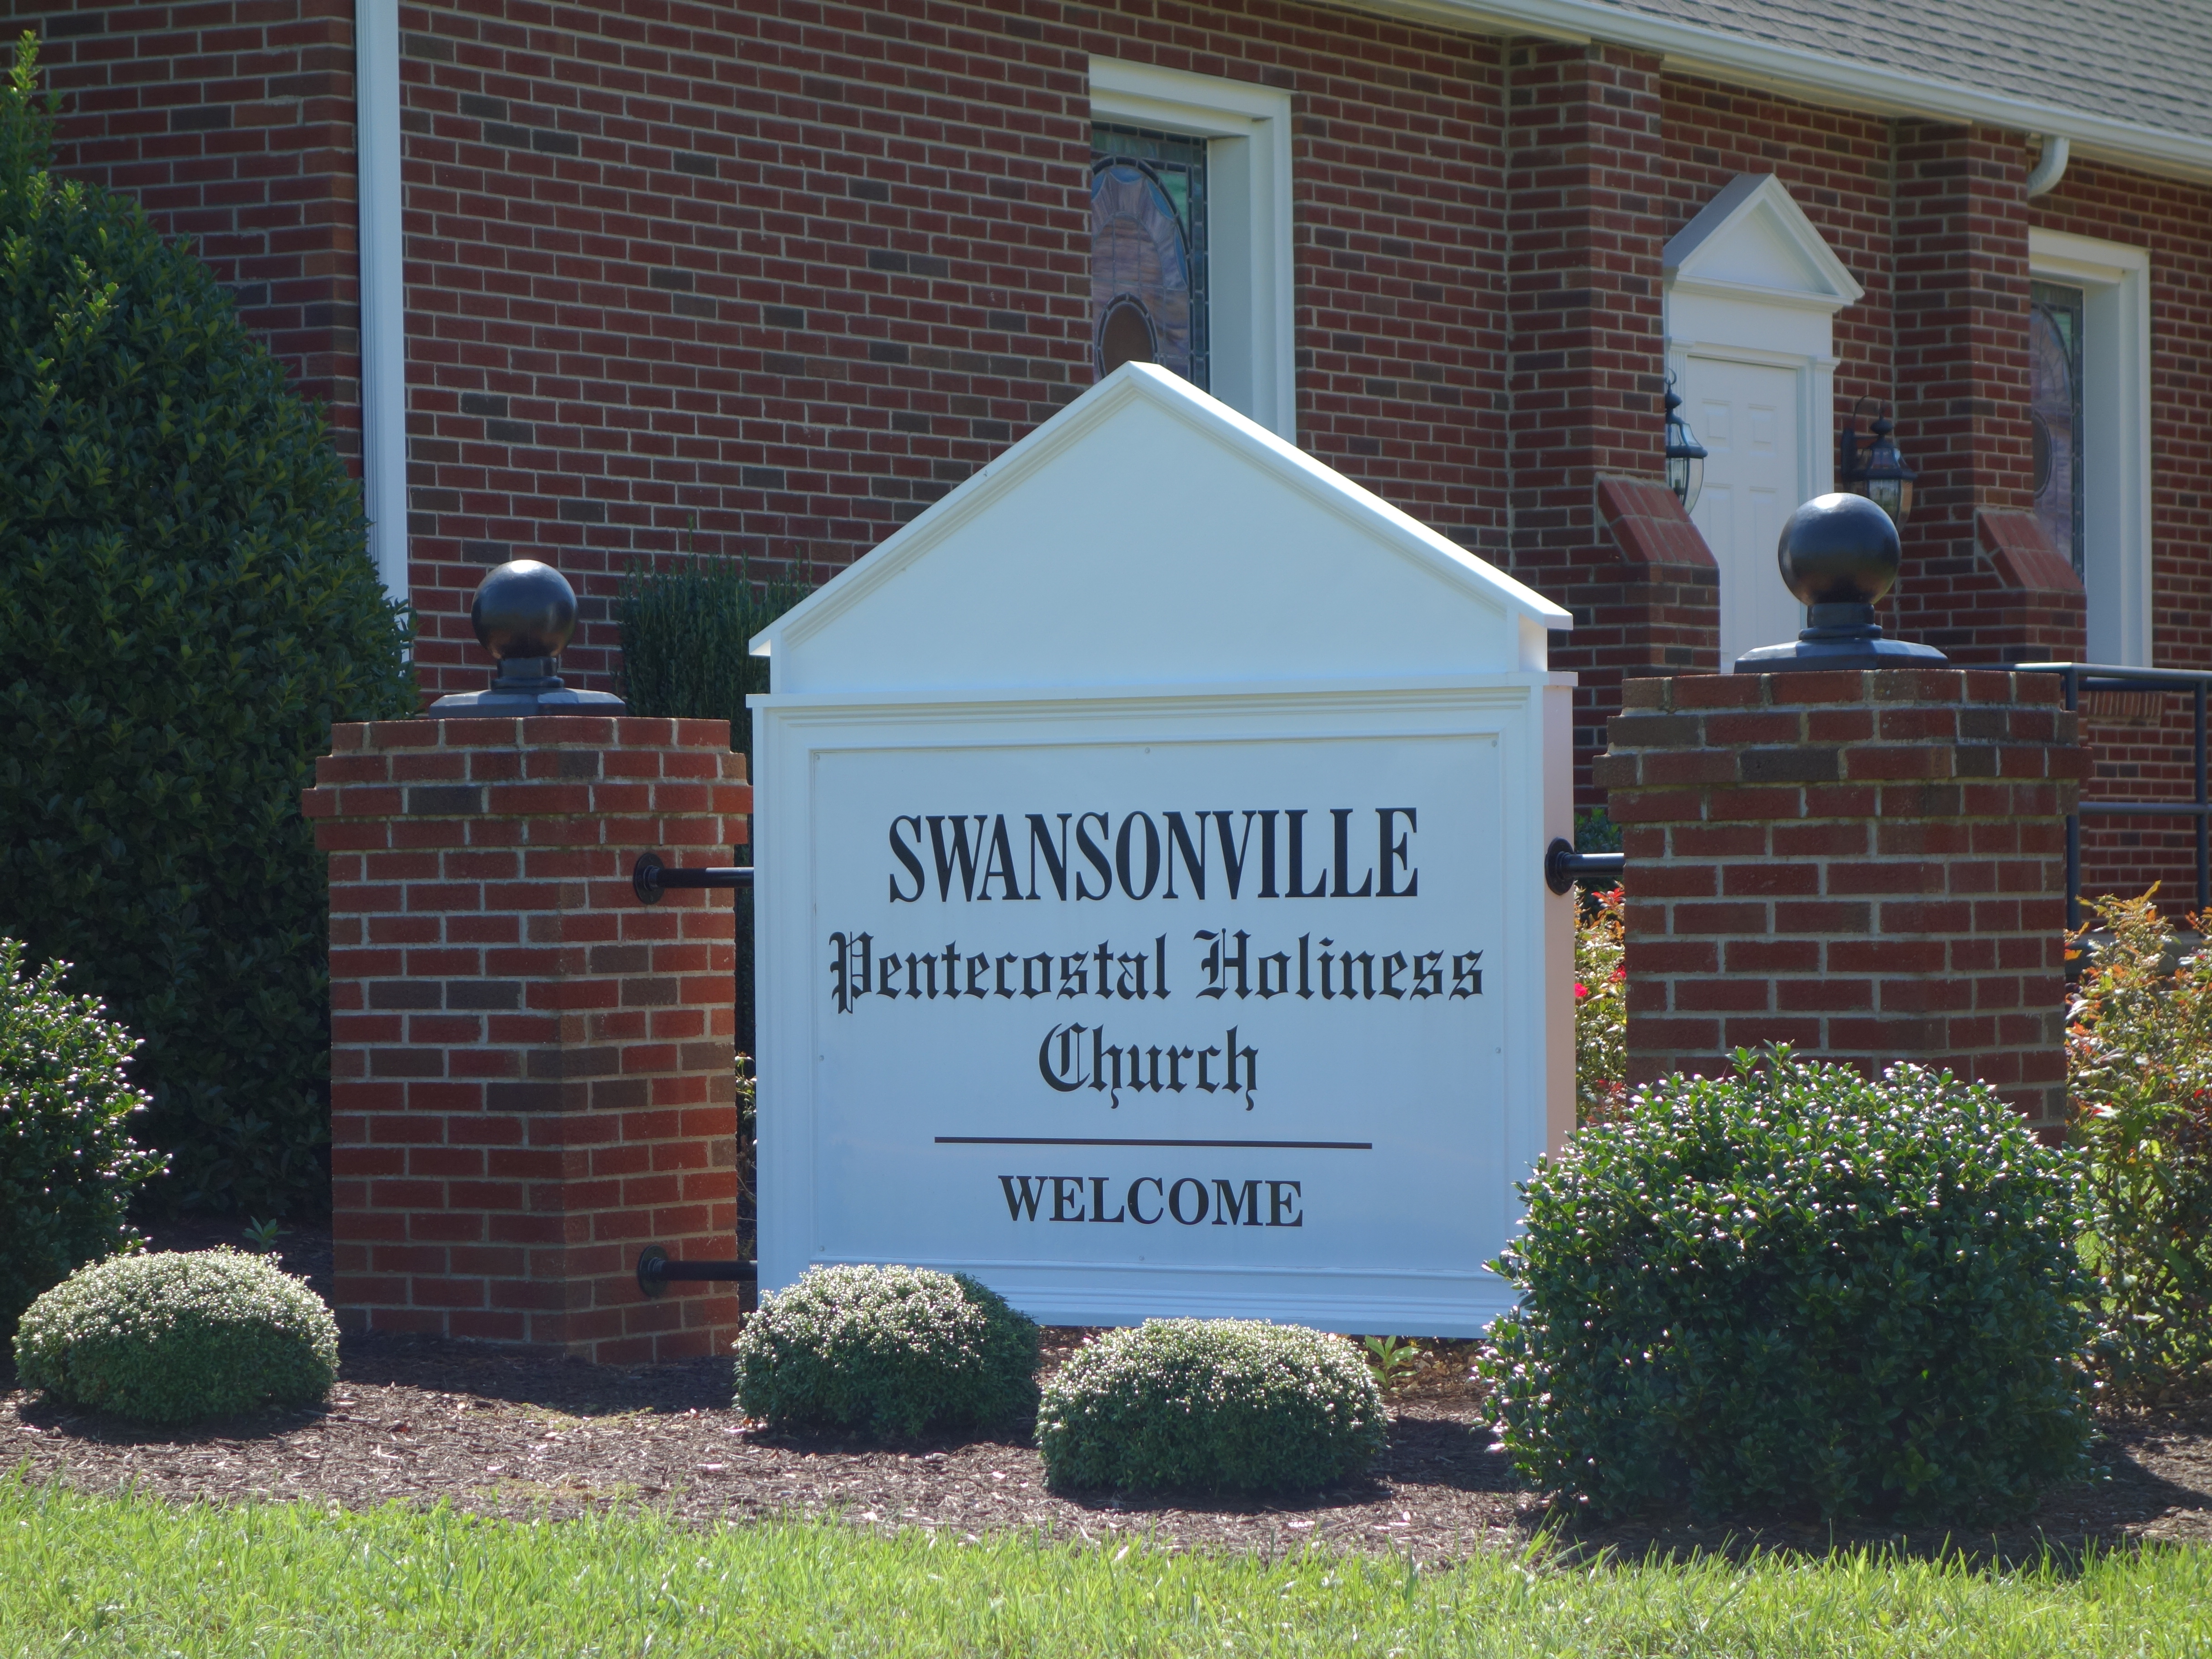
882;807;1423;903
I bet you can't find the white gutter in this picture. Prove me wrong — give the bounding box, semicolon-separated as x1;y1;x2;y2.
2025;135;2071;199
355;0;408;605
1352;0;2212;186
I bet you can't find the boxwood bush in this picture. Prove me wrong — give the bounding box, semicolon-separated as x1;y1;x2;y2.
0;937;167;1338
0;34;414;1217
14;1247;339;1423
733;1265;1039;1440
1036;1320;1387;1495
1482;1049;2095;1523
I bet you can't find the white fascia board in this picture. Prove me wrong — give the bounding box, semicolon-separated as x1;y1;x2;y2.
750;363;1572;663
1346;0;2212;186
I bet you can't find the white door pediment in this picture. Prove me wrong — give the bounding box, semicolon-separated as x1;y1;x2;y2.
1664;176;1857;671
1664;174;1865;315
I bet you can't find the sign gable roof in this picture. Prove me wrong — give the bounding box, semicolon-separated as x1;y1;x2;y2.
753;364;1570;696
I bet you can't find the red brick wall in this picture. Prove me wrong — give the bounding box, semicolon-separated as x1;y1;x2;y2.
1887;123;2060;666
15;0;364;459
1503;39;1676;802
28;3;2212;874
302;714;748;1363
1600;669;2086;1129
391;0;1511;697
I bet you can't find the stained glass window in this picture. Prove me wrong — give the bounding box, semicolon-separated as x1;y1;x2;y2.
2031;280;2086;578
1090;124;1207;390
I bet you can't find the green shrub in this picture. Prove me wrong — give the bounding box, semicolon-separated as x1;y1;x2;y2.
615;551;809;758
733;1265;1039;1440
2067;890;2212;1397
14;1247;338;1422
1036;1320;1387;1495
1482;1049;2095;1523
0;35;414;1216
616;548;810;1063
0;938;167;1338
1573;807;1622;854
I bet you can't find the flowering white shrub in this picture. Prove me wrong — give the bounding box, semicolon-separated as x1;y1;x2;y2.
734;1263;1039;1439
15;1247;337;1423
1037;1319;1385;1494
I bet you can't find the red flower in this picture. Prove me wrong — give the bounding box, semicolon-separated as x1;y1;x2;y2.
1574;983;1590;1000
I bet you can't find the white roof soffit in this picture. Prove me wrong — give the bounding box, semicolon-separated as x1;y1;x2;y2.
1349;0;2212;186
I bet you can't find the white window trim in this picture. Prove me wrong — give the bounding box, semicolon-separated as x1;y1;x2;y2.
1088;59;1294;440
2029;228;2152;667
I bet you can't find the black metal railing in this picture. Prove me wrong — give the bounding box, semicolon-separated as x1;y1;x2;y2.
630;855;760;1298
2016;662;2212;927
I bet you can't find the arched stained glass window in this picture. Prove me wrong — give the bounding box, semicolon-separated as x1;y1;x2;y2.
1091;124;1207;390
2031;280;2086;579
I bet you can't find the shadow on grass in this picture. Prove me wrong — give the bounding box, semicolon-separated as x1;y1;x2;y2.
1514;1438;2212;1575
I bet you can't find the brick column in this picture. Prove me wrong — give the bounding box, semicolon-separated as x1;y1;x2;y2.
1598;669;2086;1130
302;715;749;1364
1506;39;1717;805
1888;124;2087;664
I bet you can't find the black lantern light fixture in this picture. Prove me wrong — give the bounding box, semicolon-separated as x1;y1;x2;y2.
1837;396;1916;526
1663;372;1707;513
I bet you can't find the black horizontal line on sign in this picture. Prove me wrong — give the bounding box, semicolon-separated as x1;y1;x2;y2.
933;1136;1373;1151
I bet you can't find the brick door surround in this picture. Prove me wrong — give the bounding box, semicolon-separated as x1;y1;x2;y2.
303;715;748;1363
1598;669;2086;1129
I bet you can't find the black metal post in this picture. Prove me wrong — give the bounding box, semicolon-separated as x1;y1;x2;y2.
636;1246;757;1299
2062;666;2081;933
632;851;755;905
1544;838;1625;896
2197;680;2208;915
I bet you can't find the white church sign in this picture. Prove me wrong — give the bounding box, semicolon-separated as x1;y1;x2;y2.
749;364;1574;1335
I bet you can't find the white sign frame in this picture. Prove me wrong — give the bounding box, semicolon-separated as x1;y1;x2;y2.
753;676;1572;1334
747;364;1576;1337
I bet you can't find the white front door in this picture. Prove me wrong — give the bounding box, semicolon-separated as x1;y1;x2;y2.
1686;357;1805;670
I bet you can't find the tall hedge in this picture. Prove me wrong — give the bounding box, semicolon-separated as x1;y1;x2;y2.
616;550;809;1065
0;35;414;1214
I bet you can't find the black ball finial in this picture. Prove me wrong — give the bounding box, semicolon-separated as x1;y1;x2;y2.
1778;491;1902;610
423;557;623;714
1733;490;1946;673
470;559;578;662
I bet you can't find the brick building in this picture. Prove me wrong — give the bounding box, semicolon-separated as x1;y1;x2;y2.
15;0;2212;888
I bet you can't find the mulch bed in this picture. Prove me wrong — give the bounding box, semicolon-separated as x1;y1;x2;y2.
4;1219;2210;1565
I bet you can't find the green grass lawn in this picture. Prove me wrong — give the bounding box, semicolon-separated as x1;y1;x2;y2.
1;1475;2206;1657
